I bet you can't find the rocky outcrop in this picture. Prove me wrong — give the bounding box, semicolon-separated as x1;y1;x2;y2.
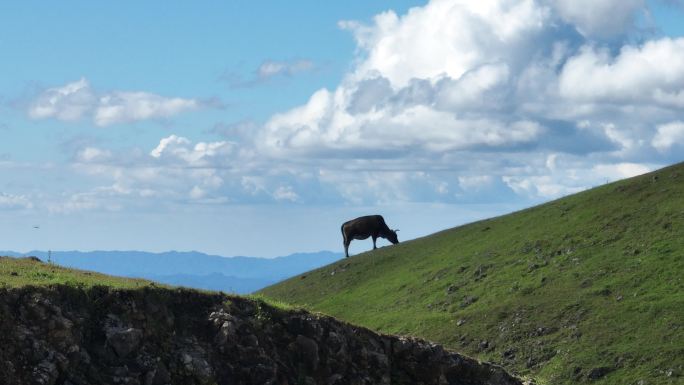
0;285;522;385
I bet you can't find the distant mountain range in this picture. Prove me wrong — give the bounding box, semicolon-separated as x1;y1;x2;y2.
1;250;343;294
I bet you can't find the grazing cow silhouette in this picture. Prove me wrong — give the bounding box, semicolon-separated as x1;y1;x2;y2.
341;215;399;258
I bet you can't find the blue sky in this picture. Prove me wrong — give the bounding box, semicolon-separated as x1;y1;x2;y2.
1;0;684;257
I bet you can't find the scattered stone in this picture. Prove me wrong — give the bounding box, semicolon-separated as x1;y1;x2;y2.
596;287;612;296
502;347;516;359
572;367;583;380
461;295;478;308
587;367;612;380
571;328;582;339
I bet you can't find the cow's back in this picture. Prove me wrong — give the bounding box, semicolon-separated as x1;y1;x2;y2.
343;215;385;233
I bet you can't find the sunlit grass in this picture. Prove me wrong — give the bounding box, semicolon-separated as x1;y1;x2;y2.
260;162;684;385
0;256;157;289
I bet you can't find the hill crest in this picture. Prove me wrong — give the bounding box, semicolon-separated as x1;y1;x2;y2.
261;162;684;385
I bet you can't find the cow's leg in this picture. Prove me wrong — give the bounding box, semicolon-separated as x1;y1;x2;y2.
372;235;378;249
342;226;349;258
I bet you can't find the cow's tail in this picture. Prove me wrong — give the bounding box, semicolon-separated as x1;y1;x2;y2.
341;223;347;244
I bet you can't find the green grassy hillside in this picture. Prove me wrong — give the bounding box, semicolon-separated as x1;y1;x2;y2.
261;163;684;384
0;256;155;289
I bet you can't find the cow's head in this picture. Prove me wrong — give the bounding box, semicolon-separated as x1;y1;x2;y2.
387;229;399;244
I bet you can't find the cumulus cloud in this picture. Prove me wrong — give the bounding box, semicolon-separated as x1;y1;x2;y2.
503;160;653;198
150;134;235;167
558;38;684;106
652;121;684;151
342;0;549;87
550;0;645;38
61;0;684;210
29;78;199;126
261;89;544;156
68;135;291;208
242;0;684;204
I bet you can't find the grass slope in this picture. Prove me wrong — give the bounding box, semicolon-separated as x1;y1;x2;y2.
0;256;296;313
0;256;155;289
261;163;684;384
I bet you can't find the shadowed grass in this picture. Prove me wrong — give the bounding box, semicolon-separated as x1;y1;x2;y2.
260;162;684;385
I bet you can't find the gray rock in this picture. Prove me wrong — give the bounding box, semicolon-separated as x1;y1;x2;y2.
32;360;58;385
0;286;523;385
296;334;319;371
106;327;143;358
587;367;612;380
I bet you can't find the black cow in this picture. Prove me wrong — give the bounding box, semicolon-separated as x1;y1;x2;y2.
341;215;399;258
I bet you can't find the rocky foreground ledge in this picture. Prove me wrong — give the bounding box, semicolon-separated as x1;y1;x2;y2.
0;285;522;385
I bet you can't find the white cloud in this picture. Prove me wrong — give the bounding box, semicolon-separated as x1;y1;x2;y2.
344;0;549;87
261;87;544;157
250;0;682;204
68;137;248;209
652;121;684;151
150;135;235;166
257;60;314;79
77;147;112;162
150;135;191;158
550;0;645;38
458;175;494;191
591;162;652;179
0;192;33;209
503;175;585;198
261;0;684;166
95;92;198;126
44;183;132;213
558;38;684;106
48;0;684;212
503;161;653;199
29;78;199;126
225;59;316;87
29;78;94;121
273;186;299;202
